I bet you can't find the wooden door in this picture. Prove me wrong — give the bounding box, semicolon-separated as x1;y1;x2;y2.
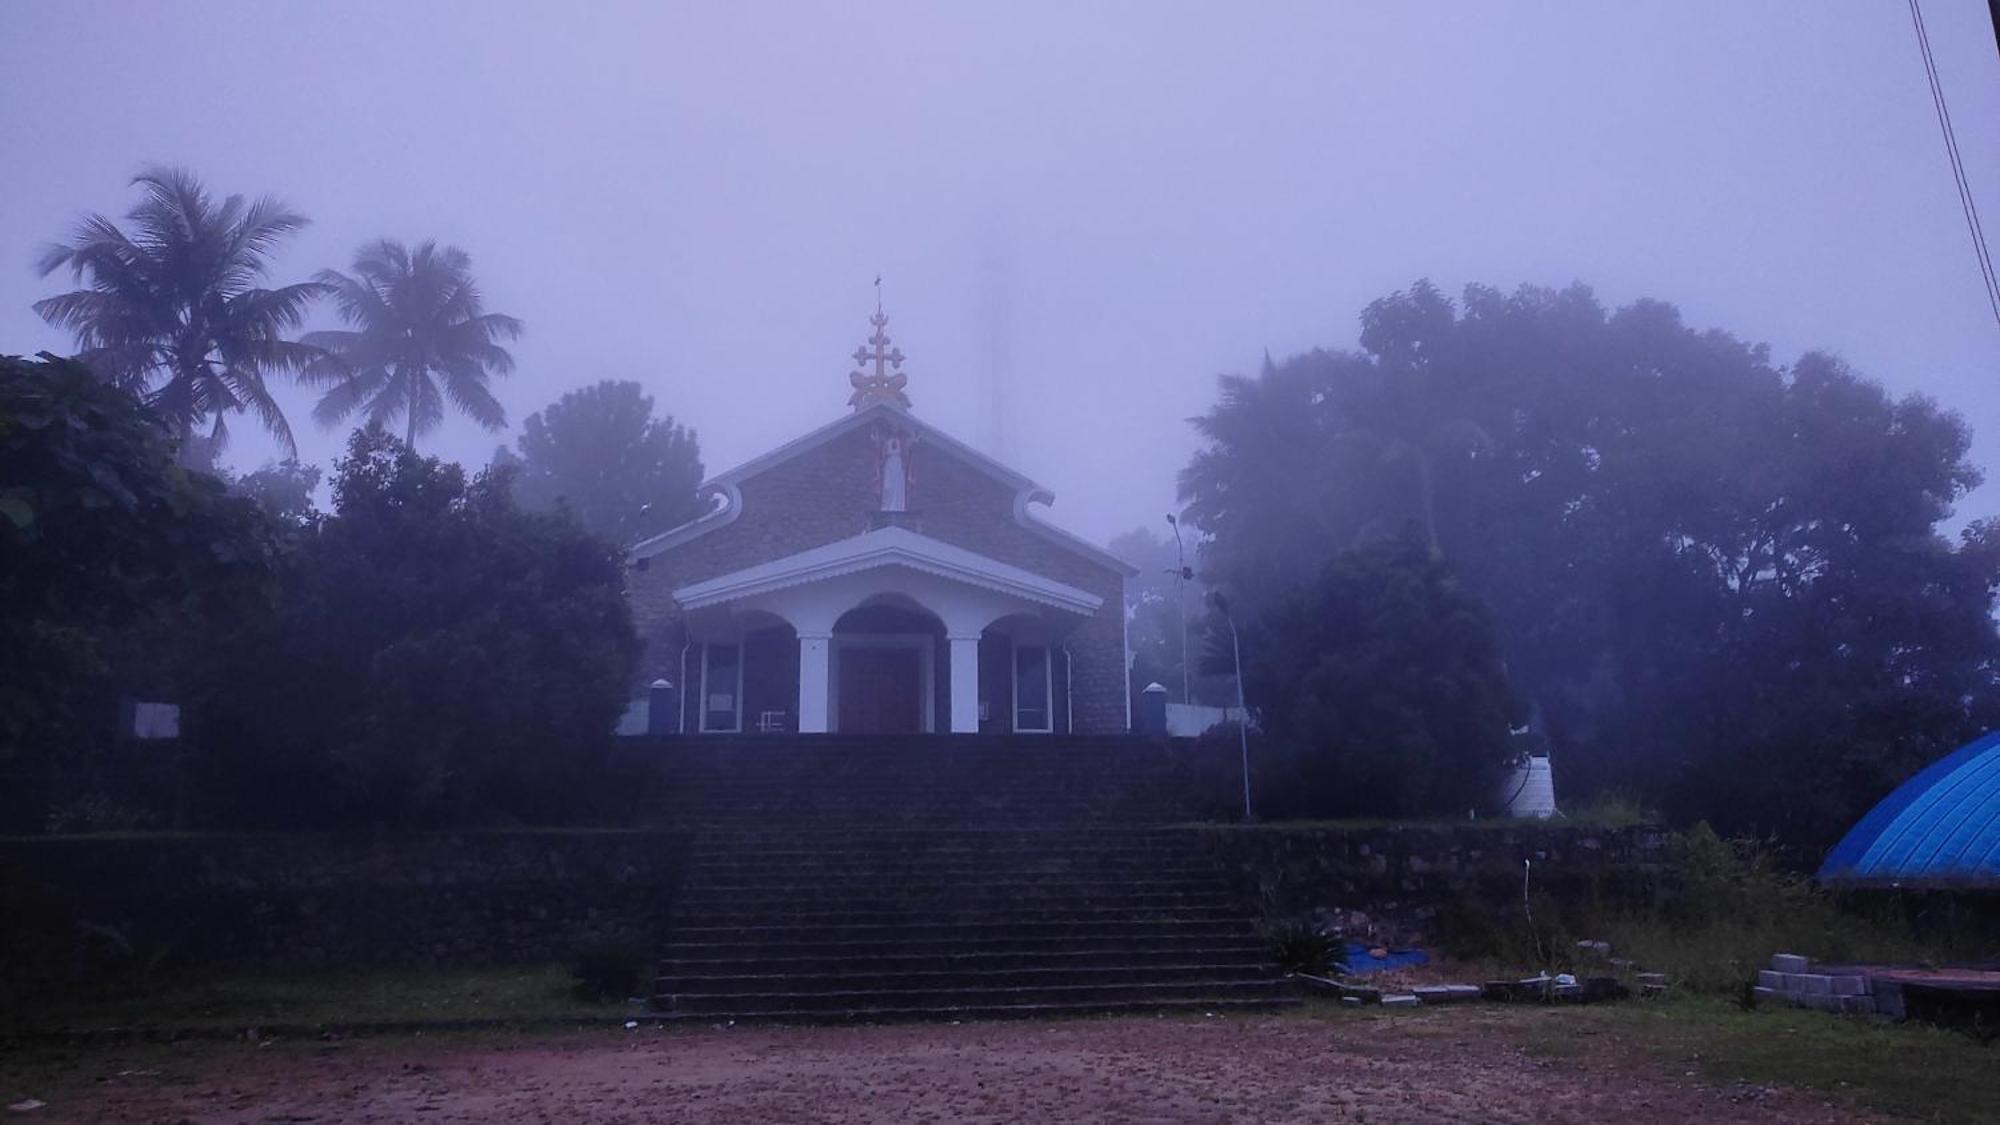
838;647;922;733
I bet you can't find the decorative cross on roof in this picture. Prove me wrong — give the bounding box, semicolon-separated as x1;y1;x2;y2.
848;306;911;411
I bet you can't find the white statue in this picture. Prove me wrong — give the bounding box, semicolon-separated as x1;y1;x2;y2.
881;435;908;512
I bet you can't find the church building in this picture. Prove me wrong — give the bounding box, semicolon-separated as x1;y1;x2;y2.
627;307;1135;736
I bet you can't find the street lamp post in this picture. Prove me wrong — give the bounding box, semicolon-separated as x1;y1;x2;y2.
1165;513;1191;706
1210;591;1253;822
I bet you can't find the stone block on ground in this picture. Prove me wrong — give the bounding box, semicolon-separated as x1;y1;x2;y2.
1769;953;1810;974
1381;994;1419;1007
1752;986;1778;1005
1756;970;1787;990
1793;974;1834;995
1830;976;1870;997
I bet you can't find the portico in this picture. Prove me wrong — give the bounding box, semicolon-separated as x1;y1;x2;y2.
673;525;1102;733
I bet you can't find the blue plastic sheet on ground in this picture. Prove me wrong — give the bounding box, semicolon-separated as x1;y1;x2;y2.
1340;942;1430;974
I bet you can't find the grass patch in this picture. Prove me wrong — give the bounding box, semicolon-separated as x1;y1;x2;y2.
1513;996;2000;1123
0;963;628;1033
1292;991;1998;1121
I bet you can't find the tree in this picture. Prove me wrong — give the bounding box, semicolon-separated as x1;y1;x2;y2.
225;459;322;526
188;428;639;828
303;240;522;450
1244;533;1519;819
32;167;326;464
1182;282;2000;844
507;380;704;545
0;354;278;828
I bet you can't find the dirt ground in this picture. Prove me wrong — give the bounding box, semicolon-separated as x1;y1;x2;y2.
3;1010;1865;1124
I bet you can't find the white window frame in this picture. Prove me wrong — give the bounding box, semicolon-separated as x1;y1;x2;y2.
1012;641;1054;734
700;641;744;733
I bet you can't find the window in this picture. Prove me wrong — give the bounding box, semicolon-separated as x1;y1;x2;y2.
1014;644;1052;733
701;643;742;732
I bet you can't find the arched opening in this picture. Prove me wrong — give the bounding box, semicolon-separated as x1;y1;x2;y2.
689;608;797;733
981;612;1073;734
830;595;945;733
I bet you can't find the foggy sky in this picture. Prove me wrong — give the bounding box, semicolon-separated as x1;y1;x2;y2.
3;2;1998;545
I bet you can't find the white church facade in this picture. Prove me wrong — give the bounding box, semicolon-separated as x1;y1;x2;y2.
626;309;1134;735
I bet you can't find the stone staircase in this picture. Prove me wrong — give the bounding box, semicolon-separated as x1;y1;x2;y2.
652;827;1291;1021
636;736;1291;1022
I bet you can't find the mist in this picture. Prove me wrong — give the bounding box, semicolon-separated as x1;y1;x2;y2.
4;1;1997;543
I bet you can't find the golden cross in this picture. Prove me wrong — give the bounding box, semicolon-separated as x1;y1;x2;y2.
848;309;911;409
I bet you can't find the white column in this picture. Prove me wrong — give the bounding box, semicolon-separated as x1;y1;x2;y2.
948;634;982;734
798;633;832;733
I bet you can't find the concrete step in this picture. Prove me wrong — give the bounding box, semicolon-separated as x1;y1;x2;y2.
653;978;1295;1016
656;962;1284;996
680;872;1224;888
664;919;1258;949
643;995;1296;1025
684;844;1216;860
656;944;1274;977
671;888;1241;912
666;904;1249;929
658;931;1267;962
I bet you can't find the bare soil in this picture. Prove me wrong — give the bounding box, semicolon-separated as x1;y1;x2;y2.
4;1010;1866;1124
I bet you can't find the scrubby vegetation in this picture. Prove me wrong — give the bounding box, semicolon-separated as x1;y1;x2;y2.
1434;824;1994;996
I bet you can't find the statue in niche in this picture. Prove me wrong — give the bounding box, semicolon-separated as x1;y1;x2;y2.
874;429;915;512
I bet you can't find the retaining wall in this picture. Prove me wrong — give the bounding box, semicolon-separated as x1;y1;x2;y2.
1;823;1672;981
0;831;692;980
1202;823;1676;943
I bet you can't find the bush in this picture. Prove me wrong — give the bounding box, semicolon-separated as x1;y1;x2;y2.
1448;824;1992;994
188;429;640;828
1263;919;1336;975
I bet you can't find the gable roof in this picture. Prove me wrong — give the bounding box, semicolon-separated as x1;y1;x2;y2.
673;525;1104;616
629;400;1136;575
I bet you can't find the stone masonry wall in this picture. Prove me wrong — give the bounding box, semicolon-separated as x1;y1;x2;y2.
628;420;1129;732
0;831;692;978
0;823;1673;979
1203;824;1675;944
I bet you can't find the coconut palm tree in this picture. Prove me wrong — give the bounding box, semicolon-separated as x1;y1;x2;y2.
303;240;523;450
33;166;327;463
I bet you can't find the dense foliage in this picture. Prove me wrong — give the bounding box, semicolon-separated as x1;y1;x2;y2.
504;379;705;546
0;355;278;825
187;428;639;828
32;167;326;464
1182;282;2000;844
1244;534;1519;818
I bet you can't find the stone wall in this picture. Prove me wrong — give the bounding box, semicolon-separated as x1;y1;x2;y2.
1202;824;1675;944
0;823;1674;980
0;831;692;979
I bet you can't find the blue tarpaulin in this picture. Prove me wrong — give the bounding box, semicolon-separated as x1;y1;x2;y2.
1819;731;2000;887
1340;942;1430;974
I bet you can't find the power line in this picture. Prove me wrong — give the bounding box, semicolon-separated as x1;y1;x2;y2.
1908;0;2000;332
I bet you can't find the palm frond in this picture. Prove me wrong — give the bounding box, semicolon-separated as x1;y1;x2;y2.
313;363;389;427
440;359;508;430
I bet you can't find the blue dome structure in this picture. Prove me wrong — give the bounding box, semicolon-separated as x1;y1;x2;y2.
1818;732;2000;887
